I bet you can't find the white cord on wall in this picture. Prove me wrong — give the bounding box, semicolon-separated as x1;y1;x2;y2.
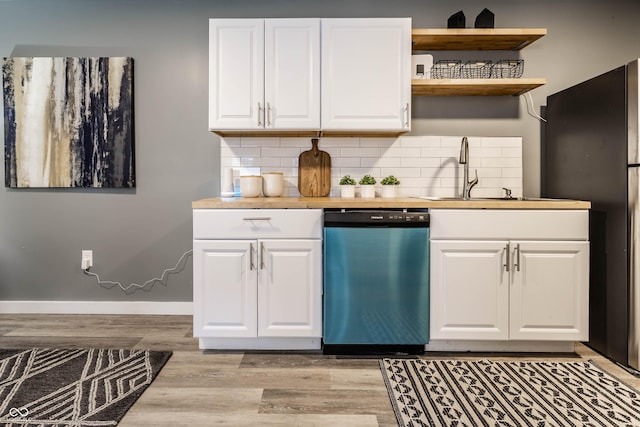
523;92;547;123
83;249;192;293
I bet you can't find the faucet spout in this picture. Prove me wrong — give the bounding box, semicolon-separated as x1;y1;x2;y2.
460;136;478;199
460;136;468;164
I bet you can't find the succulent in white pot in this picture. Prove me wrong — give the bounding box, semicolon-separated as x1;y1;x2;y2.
359;174;376;198
339;175;356;198
381;175;400;198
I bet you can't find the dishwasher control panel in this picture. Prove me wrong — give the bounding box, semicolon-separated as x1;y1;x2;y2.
324;209;429;227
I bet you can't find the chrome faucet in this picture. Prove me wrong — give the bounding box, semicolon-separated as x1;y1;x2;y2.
460;136;478;200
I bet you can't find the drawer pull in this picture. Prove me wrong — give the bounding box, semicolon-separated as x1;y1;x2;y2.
243;217;272;221
249;243;255;270
514;243;521;272
260;242;265;270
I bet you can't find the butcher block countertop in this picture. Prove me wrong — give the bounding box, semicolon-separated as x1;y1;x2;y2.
192;197;591;210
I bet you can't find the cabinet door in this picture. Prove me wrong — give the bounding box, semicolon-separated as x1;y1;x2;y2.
509;241;589;341
265;19;320;130
209;19;264;130
430;240;509;340
193;240;257;338
257;239;322;337
321;18;411;131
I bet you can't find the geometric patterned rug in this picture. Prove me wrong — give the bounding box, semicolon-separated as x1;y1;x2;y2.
0;348;171;426
380;358;640;427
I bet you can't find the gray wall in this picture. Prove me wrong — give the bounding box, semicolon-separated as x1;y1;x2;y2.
1;0;639;302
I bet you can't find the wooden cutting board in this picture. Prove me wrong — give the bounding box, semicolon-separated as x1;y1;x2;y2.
298;138;331;197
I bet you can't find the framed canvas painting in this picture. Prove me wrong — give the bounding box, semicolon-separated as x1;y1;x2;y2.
2;57;135;188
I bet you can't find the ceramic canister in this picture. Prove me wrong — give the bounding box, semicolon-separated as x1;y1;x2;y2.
240;175;262;197
262;172;284;197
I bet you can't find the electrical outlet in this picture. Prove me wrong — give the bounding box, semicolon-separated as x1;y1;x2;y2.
81;250;93;270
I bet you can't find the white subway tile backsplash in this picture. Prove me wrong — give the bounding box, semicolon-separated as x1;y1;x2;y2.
501;147;523;157
478;168;505;178
502;168;523;178
481;136;521;147
332;157;361;168
360;137;397;148
383;147;421;158
280;138;312;148
316;137;357;147
400;135;441;147
361;157;402;168
474;147;502;158
381;167;421;178
241;137;280;147
219;135;522;198
241;157;282;167
482;157;522;168
341;147;380;158
422;167;456;178
261;147;301;158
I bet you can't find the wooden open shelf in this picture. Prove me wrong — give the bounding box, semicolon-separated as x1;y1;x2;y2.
411;78;547;96
411;28;546;96
412;28;547;51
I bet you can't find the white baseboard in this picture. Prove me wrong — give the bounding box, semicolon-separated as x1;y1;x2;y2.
198;337;321;350
424;340;576;353
0;301;193;315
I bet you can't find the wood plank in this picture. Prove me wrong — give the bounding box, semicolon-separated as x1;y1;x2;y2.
412;28;547;51
411;78;546;96
259;389;392;415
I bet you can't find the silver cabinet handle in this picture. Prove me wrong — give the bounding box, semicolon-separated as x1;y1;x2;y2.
267;102;272;127
403;103;409;128
243;217;271;221
260;242;265;270
514;243;521;272
257;102;263;127
249;243;255;271
504;243;510;272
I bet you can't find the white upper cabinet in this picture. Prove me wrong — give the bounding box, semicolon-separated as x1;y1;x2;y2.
321;18;411;132
265;20;320;130
209;19;264;130
209;17;411;135
209;18;320;132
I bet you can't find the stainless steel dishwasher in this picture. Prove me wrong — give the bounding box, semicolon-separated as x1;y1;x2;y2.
323;209;429;354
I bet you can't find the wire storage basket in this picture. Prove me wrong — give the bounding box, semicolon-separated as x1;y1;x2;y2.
491;59;524;78
430;60;462;79
461;60;493;79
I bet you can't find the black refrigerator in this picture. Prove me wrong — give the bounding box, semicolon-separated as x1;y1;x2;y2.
544;59;640;370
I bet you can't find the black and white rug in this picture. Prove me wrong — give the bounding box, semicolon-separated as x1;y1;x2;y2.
0;348;171;426
380;358;640;426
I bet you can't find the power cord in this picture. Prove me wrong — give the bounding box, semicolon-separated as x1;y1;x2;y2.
83;249;193;293
523;92;547;123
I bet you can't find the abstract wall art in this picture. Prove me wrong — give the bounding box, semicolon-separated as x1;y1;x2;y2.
2;57;135;188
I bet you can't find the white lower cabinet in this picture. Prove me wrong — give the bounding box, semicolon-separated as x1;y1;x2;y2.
193;209;322;349
430;209;589;343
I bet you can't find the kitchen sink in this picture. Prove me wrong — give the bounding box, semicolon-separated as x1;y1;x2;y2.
413;196;562;201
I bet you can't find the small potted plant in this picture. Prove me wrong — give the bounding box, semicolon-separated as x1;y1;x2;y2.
381;175;400;198
359;174;376;198
339;175;356;198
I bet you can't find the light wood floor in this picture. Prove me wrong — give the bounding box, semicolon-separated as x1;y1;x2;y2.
1;314;638;426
